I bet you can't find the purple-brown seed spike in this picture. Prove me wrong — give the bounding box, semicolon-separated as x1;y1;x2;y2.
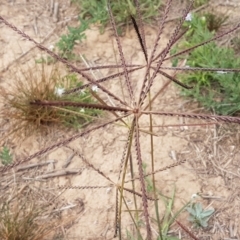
159;66;240;73
107;1;136;107
58;185;110;190
139;1;194;106
141;110;240;124
79;64;141;71
134;116;152;239
130;15;148;62
149;0;173;62
153;28;188;62
154;68;193;89
30;100;130;113
117;127;133;181
0;113;131;173
133;0;148;62
123;187;157;201
137;0;173;105
114;189;119;237
176;220;200;240
125;159;186;183
66;146;114;184
64;66;144;95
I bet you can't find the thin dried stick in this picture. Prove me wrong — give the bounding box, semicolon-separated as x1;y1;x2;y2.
62;152;76;168
36;169;81;179
16;160;56;171
58;185;111;189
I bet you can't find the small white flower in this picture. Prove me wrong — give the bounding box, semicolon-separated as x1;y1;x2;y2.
91;85;98;92
191;193;198;199
80;89;86;95
54;87;65;97
49;44;55;51
201;16;206;22
106;187;112;194
217;71;227;74
80;108;85;113
185;13;192;22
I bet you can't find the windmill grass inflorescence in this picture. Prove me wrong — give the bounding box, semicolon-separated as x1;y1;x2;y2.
1;0;240;239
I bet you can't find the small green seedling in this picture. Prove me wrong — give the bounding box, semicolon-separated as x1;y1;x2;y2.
190;0;209;8
186;202;214;228
0;146;13;166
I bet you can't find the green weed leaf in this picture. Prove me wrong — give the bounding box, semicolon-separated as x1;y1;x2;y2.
0;146;13;166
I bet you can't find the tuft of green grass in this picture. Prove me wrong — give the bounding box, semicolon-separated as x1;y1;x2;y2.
126;166;188;240
172;13;240;115
0;183;68;240
0;201;48;240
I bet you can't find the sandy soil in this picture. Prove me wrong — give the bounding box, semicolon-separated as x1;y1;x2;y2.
1;1;240;240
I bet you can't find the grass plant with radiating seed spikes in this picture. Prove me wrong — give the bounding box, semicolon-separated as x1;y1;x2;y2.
1;0;240;239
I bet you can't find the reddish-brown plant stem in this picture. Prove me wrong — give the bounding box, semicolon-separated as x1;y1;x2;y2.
176;220;200;240
133;0;148;62
30;100;130;113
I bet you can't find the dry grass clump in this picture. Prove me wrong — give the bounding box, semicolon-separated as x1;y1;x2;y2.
0;180;67;240
0;64;60;135
0;63;100;138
